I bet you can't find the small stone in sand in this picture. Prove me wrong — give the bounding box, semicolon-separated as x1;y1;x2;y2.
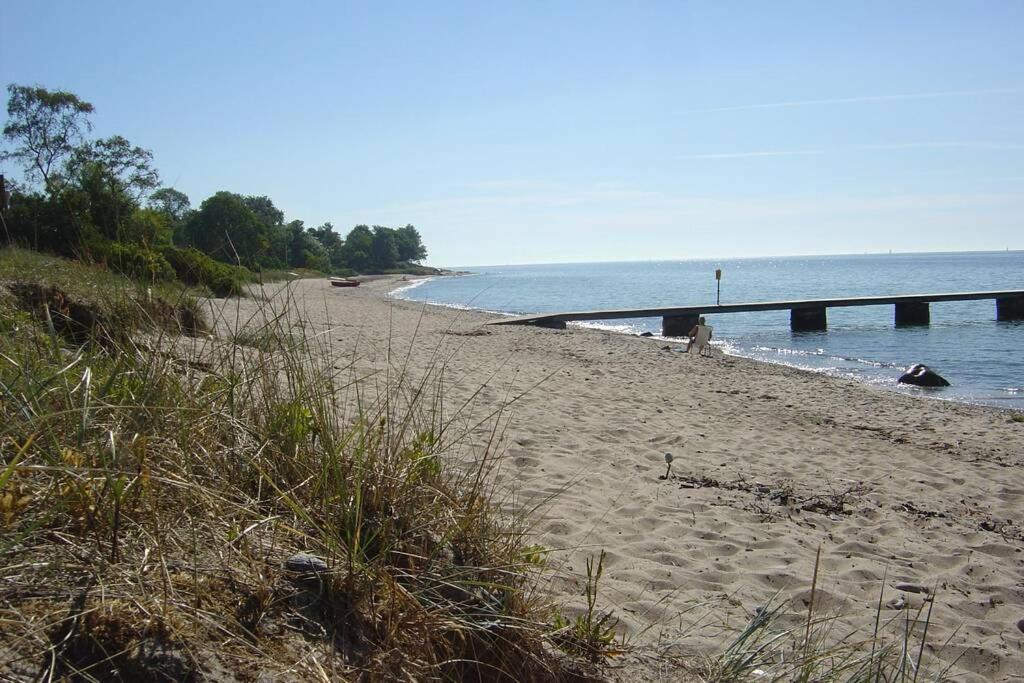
894;582;929;594
285;552;328;575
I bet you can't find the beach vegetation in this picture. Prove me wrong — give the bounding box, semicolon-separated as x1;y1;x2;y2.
2;83;433;293
2;83;95;193
552;550;622;662
694;550;946;682
0;249;595;680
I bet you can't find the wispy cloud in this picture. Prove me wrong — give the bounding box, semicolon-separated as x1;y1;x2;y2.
685;149;824;160
691;87;1020;113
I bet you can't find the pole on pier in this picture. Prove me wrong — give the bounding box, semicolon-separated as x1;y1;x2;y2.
996;296;1024;321
894;302;930;327
790;307;827;332
715;268;722;305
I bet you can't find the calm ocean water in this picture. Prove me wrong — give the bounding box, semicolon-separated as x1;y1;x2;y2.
393;252;1024;410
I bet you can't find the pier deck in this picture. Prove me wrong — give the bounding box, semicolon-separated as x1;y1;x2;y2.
488;289;1024;334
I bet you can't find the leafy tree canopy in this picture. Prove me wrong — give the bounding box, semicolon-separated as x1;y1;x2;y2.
243;195;284;228
149;187;192;224
185;191;267;267
2;84;95;193
394;224;427;263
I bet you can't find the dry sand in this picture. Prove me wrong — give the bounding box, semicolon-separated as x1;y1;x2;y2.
222;276;1024;681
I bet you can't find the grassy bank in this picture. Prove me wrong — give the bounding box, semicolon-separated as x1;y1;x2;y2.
0;249;598;681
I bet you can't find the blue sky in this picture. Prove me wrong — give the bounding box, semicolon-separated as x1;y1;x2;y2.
3;1;1023;265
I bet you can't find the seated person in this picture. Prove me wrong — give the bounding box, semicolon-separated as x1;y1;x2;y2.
684;316;711;352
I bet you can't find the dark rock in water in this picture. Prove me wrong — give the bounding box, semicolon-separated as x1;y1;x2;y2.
285;552;329;575
898;363;950;387
639;331;654;337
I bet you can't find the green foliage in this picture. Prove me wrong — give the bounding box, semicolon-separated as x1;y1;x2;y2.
395;224;428;262
184;191;268;267
72;135;160;202
148;187;191;223
0;278;568;680
552;550;620;661
148;187;192;245
2;83;95;193
161;246;250;297
0;247;208;341
2;189;78;254
107;241;175;282
123;208;173;247
3;83;431;289
339;224;373;271
371;225;399;269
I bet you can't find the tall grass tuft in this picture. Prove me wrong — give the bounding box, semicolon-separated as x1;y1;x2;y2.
0;251;583;681
696;550;948;683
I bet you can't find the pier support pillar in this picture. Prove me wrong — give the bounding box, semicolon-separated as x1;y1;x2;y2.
663;313;699;337
996;296;1024;321
790;307;826;332
894;302;930;327
535;319;567;330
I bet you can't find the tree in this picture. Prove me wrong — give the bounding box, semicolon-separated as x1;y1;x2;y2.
149;187;192;245
72;136;160;201
243;195;284;228
185;191;266;266
339;225;373;271
68;135;160;243
123;208;172;247
370;226;399;270
149;187;191;224
394;224;427;262
1;84;94;194
308;222;346;269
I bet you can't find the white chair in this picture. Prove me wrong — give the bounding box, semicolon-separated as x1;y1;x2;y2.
688;325;713;356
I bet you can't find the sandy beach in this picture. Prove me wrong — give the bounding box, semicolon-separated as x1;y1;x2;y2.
221;276;1024;681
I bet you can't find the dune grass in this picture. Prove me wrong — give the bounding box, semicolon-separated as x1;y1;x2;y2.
693;550;952;683
0;249;592;681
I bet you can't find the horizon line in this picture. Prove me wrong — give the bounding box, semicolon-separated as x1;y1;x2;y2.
439;247;1023;270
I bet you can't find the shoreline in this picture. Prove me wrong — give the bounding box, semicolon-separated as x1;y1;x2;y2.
230;276;1024;681
389;278;1023;415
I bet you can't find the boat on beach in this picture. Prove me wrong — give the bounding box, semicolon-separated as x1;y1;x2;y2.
329;277;360;288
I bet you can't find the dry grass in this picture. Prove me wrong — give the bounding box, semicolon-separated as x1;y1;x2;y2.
0;250;595;681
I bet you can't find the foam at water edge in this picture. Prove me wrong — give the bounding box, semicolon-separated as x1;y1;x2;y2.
388;276;436;299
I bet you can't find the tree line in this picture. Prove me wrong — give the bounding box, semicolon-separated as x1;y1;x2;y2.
0;84;428;286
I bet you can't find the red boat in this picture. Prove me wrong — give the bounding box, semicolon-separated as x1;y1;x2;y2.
329;278;360;288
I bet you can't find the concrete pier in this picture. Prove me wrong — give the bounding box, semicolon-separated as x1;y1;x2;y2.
491;289;1024;334
895;301;930;327
996;296;1024;321
663;313;699;337
790;307;827;332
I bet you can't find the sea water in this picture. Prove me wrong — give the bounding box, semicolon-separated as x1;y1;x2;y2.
393;252;1024;410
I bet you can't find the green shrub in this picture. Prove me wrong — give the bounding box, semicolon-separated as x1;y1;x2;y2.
108;241;175;282
161;246;250;297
